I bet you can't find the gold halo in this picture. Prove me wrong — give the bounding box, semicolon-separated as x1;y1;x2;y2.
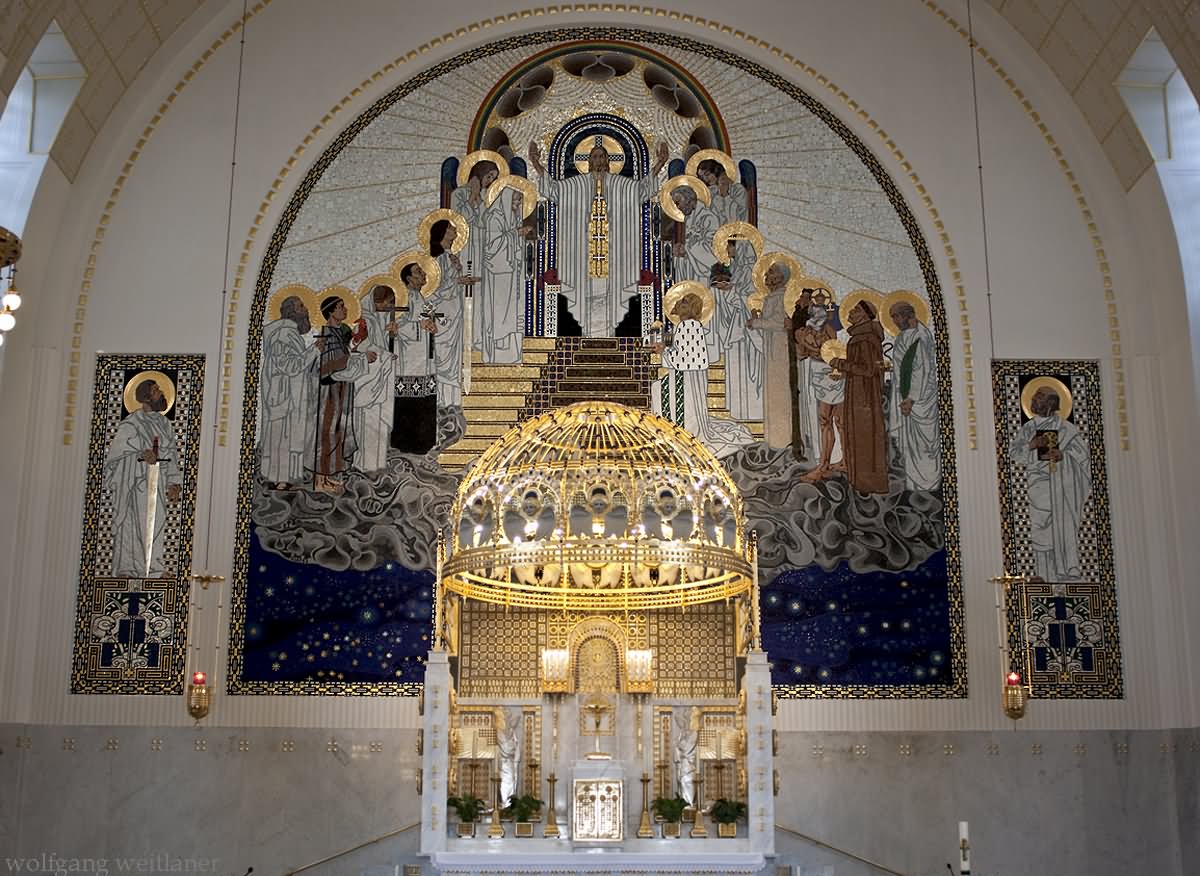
389;251;441;298
663;280;715;325
267;284;319;323
572;134;626;175
357;274;410;313
820;339;847;366
784;276;834;317
659;174;713;221
486;174;538;219
418;208;468;254
685;148;738;181
123;370;176;415
711;221;764;266
1020;376;1073;420
839;289;886;329
751;252;805;299
880;289;930;337
457;149;508;186
314;286;360;325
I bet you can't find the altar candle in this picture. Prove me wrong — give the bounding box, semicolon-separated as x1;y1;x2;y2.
959;820;970;874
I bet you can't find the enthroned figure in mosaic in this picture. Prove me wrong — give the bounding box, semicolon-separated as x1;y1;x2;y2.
529;138;667;337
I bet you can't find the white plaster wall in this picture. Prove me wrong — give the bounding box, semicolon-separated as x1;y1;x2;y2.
0;0;1195;732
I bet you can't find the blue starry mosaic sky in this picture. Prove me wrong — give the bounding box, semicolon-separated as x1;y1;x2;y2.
762;549;952;686
242;529;433;685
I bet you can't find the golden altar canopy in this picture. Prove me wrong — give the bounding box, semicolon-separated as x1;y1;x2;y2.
441;401;755;614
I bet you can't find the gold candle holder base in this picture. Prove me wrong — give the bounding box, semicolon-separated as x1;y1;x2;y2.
488;776;505;838
689;777;708;838
543;772;560;838
637;773;654;838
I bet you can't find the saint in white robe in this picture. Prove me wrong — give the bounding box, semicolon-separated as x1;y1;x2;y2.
538;169;658;336
104;410;181;578
750;289;792;448
1009;413;1092;581
428;252;465;407
353;295;400;473
889;321;940;491
481;187;525;362
260;318;319;484
653;318;753;458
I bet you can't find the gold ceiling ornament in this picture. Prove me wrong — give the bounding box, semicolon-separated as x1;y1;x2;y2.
440;401;752;613
784;276;834;318
389;251;441;298
819;338;847;366
123;370;177;415
457;149;509;186
357;274;410;313
880;289;930;337
662;280;715;325
659;174;712;221
572;133;627;175
838;289;886;330
685;148;737;181
486;173;538;218
417;208;469;254
711;221;763;266
267;284;320;323
1020;375;1073;421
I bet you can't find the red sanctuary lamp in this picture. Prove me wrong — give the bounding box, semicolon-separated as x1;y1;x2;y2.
188;670;211;720
1003;670;1027;720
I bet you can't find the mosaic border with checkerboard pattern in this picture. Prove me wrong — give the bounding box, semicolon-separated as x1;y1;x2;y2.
991;359;1122;698
71;354;205;694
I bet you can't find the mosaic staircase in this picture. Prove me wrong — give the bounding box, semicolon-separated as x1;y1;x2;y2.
438;336;761;469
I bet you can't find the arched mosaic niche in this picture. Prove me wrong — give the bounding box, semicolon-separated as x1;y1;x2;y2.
232;27;962;698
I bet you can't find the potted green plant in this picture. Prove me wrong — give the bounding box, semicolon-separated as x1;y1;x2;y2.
651;795;688;838
502;793;544;837
447;793;486;837
709;798;746;837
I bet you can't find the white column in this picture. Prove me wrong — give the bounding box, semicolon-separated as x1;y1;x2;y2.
419;650;452;856
743;651;776;857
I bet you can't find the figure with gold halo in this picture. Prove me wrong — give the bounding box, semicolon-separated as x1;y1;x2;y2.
391;260;440;453
260;293;319;489
308;295;375;493
887;294;940;491
1008;383;1091;581
424;215;479;408
828;297;888;494
748;258;796;449
653;287;753;458
528;137;668;336
105;376;182;577
480;182;528;363
353;284;403;473
795;296;844;479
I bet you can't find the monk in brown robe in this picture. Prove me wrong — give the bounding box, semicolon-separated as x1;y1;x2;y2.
830;299;888;494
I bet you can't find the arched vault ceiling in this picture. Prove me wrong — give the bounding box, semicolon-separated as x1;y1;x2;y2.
0;1;1197;187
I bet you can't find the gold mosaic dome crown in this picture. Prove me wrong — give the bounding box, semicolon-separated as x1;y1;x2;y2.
443;401;753;611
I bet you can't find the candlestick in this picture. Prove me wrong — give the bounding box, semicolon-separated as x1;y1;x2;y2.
433;531;445;651
543;773;560;838
689;774;708;837
488;775;505;838
750;530;761;650
637;772;654;838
